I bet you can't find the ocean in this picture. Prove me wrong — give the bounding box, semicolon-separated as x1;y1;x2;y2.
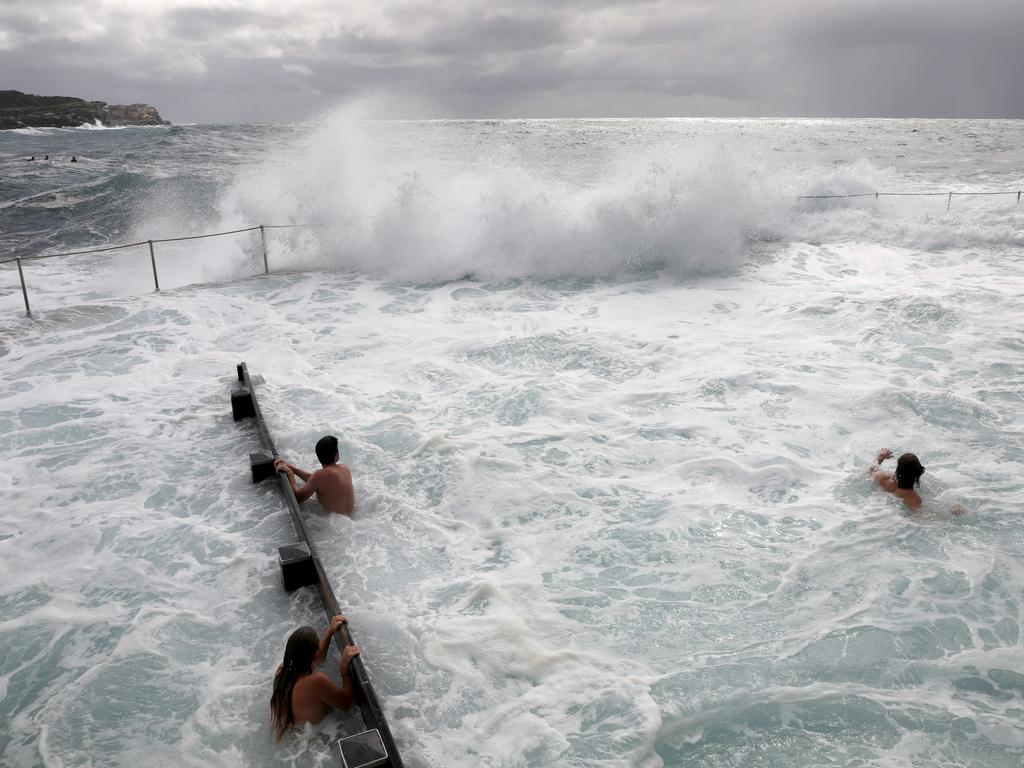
1;114;1023;768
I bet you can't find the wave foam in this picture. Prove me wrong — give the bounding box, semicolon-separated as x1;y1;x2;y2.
209;114;760;282
127;107;1024;285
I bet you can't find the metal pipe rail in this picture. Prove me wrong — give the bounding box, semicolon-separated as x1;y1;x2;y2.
797;189;1023;211
232;363;406;768
2;223;309;316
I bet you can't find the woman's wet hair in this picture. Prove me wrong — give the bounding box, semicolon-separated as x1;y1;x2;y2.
270;626;319;740
893;453;925;489
315;435;339;465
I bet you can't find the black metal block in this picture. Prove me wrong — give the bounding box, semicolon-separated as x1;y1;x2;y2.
279;543;317;591
337;729;388;768
250;452;276;483
231;387;255;421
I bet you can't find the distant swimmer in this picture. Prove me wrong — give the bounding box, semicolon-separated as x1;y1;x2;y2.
44;155;49;160
26;156;35;161
869;448;925;509
70;155;77;163
274;434;355;515
271;615;361;740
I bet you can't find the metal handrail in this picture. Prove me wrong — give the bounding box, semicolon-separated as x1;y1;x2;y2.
0;223;309;265
2;223;309;316
799;190;1022;199
0;239;150;264
798;189;1023;211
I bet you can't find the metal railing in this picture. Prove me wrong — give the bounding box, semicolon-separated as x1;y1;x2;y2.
1;223;307;316
3;188;1021;316
798;189;1023;211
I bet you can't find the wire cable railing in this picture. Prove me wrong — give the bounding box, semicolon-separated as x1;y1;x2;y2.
798;189;1023;209
2;223;309;316
3;188;1021;316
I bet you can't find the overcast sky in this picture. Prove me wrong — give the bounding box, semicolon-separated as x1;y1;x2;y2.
2;0;1022;122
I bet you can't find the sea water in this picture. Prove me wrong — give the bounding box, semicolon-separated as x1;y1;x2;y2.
1;115;1023;768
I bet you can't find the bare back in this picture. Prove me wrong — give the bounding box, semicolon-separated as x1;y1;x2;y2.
311;464;355;515
290;672;331;725
875;472;923;510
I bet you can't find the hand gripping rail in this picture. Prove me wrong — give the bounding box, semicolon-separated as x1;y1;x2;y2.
231;363;405;768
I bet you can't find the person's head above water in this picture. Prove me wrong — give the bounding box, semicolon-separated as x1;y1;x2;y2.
315;435;339;466
893;453;925;489
282;626;318;673
270;626;319;739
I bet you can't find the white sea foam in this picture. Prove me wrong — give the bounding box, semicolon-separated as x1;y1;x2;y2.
196;115;1019;285
5;111;1021;305
2;117;1024;768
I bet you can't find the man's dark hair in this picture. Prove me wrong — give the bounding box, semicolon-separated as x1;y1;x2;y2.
893;453;925;489
315;435;339;466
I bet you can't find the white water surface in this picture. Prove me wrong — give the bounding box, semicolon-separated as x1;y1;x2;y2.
1;117;1024;767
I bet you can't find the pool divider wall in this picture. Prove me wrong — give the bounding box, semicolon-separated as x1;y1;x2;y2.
231;362;406;768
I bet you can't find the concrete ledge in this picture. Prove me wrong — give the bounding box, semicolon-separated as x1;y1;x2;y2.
232;362;406;768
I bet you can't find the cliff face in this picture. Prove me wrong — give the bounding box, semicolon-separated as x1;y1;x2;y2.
0;90;170;129
104;103;167;125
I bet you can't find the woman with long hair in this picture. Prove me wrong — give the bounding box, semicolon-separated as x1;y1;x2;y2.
270;614;361;740
869;448;925;509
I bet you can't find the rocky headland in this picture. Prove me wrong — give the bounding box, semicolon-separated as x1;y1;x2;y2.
0;90;170;129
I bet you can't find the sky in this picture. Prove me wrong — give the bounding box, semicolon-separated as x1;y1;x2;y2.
2;0;1022;123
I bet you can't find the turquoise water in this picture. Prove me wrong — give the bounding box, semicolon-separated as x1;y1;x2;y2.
1;117;1023;767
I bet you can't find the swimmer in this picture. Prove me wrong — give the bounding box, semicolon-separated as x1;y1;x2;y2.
869;448;925;509
274;435;355;515
270;615;361;740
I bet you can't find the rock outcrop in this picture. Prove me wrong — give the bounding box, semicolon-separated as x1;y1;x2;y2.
0;90;170;129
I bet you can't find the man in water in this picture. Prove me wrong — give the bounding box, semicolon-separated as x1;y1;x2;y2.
869;448;925;509
274;435;355;515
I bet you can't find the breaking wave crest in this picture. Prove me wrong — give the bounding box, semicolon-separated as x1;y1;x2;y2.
197;108;1023;282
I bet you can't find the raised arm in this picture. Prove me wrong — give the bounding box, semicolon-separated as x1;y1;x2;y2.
313;644;361;710
869;448;898;491
869;448;892;473
274;459;319;503
314;615;348;666
288;463;313;482
272;457;312;480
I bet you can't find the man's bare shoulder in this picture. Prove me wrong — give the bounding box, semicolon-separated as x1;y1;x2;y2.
895;488;923;509
873;471;897;492
323;464;352;481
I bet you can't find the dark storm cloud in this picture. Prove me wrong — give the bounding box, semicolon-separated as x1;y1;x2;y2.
419;13;570;57
165;7;275;39
310;10;570;68
764;0;1024;116
785;0;1024;49
0;0;1021;121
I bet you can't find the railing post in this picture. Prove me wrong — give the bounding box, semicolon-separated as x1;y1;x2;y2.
16;256;31;316
947;192;952;212
148;240;160;292
260;225;269;274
